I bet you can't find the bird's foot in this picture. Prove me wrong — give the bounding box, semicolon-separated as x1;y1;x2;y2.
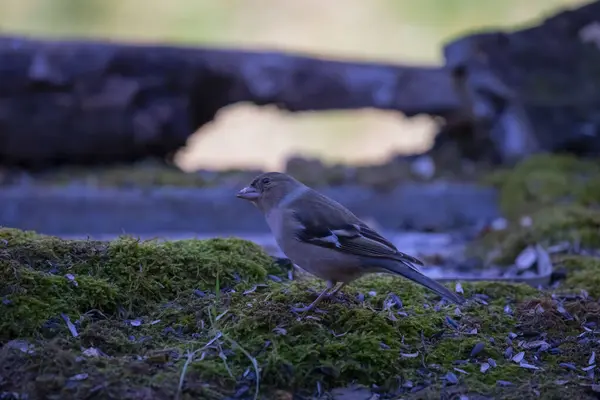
291;283;346;314
324;283;346;300
323;291;343;301
292;294;343;313
291;292;328;313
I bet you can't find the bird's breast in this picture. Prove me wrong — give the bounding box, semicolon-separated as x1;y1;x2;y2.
264;207;287;241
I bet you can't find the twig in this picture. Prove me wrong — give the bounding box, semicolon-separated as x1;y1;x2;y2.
176;348;200;400
175;332;223;400
217;341;234;379
223;333;261;400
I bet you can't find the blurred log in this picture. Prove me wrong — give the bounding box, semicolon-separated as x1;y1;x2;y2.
442;0;600;164
0;36;461;169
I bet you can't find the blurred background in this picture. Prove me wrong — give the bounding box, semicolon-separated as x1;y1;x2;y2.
0;0;587;171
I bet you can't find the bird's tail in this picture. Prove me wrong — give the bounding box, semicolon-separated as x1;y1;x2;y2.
368;258;465;305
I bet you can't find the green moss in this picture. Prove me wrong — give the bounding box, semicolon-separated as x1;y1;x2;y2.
0;261;119;338
556;254;600;274
469;154;600;268
483;153;600;219
1;228;599;398
464;281;539;301
470;205;600;263
231;303;406;388
554;255;600;297
0;228;274;338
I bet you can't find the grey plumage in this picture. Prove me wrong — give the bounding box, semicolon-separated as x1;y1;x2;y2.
236;172;465;311
359;257;465;305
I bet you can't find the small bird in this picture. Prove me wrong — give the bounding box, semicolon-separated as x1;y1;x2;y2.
236;172;465;312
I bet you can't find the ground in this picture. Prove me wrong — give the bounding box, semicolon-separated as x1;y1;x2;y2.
1;152;486;191
2;154;600;400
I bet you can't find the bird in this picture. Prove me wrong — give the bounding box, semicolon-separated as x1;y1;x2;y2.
236;171;465;312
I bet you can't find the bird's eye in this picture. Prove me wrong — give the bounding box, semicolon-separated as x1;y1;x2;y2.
261;177;271;185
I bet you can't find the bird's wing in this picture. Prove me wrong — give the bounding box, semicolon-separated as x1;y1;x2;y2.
290;192;424;266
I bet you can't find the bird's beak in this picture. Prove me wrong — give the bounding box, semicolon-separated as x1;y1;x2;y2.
236;186;260;201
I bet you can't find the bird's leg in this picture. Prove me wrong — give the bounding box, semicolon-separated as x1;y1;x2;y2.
327;282;346;298
323;281;341;298
291;280;335;313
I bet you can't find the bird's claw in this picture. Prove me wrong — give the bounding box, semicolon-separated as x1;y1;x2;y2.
324;291;345;301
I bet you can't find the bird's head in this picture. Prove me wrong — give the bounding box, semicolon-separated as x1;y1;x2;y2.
236;172;305;212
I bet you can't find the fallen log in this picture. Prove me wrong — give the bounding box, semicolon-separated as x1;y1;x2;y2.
442;0;600;164
0;36;460;169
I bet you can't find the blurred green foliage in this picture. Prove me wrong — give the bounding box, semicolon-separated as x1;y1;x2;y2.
1;0;587;62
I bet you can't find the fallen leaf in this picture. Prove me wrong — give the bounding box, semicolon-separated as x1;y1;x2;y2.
272;327;287;336
515;246;537;270
470;342;485;358
383;293;403;311
61;313;79;337
497;380;514;386
559;362;577;371
65;273;78;287
521;340;550;351
69;373;88;381
82;347;103;357
455;283;464;294
445;316;459;329
400;352;420;358
512;351;525;363
331;384;373;400
519;362;539;370
444;372;459;384
534;244;553;276
5;339;34;354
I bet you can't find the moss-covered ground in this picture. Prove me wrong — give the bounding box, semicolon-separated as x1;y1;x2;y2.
451;153;600;399
469;153;600;267
1;223;599;400
2;153;600;399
